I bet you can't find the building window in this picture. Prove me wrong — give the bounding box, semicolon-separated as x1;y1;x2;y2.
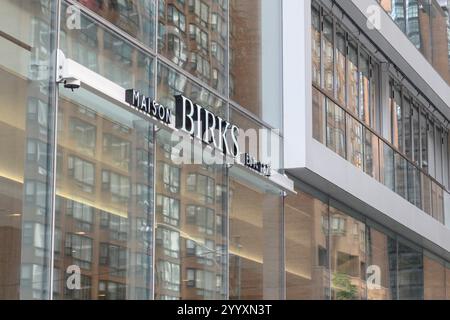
65;234;93;270
186;173;215;204
158;261;181;292
102;170;130;203
162;163;180;194
156;195;180;226
68;156;95;193
69;118;96;156
103;133;131;171
99;243;127;277
156;227;180;258
98;281;126;300
186;205;215;235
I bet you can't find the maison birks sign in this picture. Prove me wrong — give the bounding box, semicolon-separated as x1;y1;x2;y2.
125;89;271;177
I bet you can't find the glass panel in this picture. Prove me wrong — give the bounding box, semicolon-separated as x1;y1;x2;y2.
412;106;420;164
232;106;283;171
346;115;363;169
392;84;402;151
157;62;227;118
411;166;422;206
335;26;346;106
395;153;407;199
158;0;227;94
388;237;398;299
229;169;283;299
322;14;334;96
326;100;346;159
364;129;380;180
424;255;445;299
403;96;412;160
431;182;444;223
330;206;367;300
380;142;395;191
435;126;443;183
407;162;421;208
312;3;321;87
285;190;330;300
55;86;154;300
229;0;283;129
366;227;393;300
155;128;227;300
74;0;156;50
428;121;436;177
420;111;428;172
312;87;326;144
443;131;449;189
397;242;423;300
0;0;58;299
347;38;358;116
359;50;370;126
371;61;380;133
421;173;432;215
61;2;155;96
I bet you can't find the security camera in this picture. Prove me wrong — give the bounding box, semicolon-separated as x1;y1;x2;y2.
64;78;81;91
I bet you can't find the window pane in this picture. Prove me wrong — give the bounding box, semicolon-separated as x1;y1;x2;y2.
397;242;423;300
62;2;155;96
424;255;445;300
364;129;380;180
312;3;321;87
326;100;346;158
404;96;413;160
335;26;346;106
420;112;428;172
330;206;367;300
407;163;421;208
154;76;227;300
412;106;420;164
367;227;393;300
347;115;363;169
56;85;155;299
230;0;283;128
392;85;403;151
359;51;370;125
347;39;358;116
322;15;334;96
285;190;330;299
0;0;57;299
380;142;395;191
75;0;156;49
229;170;283;300
421;173;432;215
395;153;407;199
313;87;326;144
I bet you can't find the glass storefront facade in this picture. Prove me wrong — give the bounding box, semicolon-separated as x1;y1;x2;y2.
1;0;450;301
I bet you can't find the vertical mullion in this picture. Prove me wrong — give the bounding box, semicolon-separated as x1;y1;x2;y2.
48;0;62;301
225;0;231;300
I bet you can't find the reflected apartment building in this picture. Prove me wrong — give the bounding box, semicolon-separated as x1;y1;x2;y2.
1;0;450;300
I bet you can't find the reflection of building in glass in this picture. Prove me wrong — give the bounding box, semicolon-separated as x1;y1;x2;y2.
2;0;450;302
53;95;155;299
379;0;450;83
158;0;228;94
154;130;227;300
